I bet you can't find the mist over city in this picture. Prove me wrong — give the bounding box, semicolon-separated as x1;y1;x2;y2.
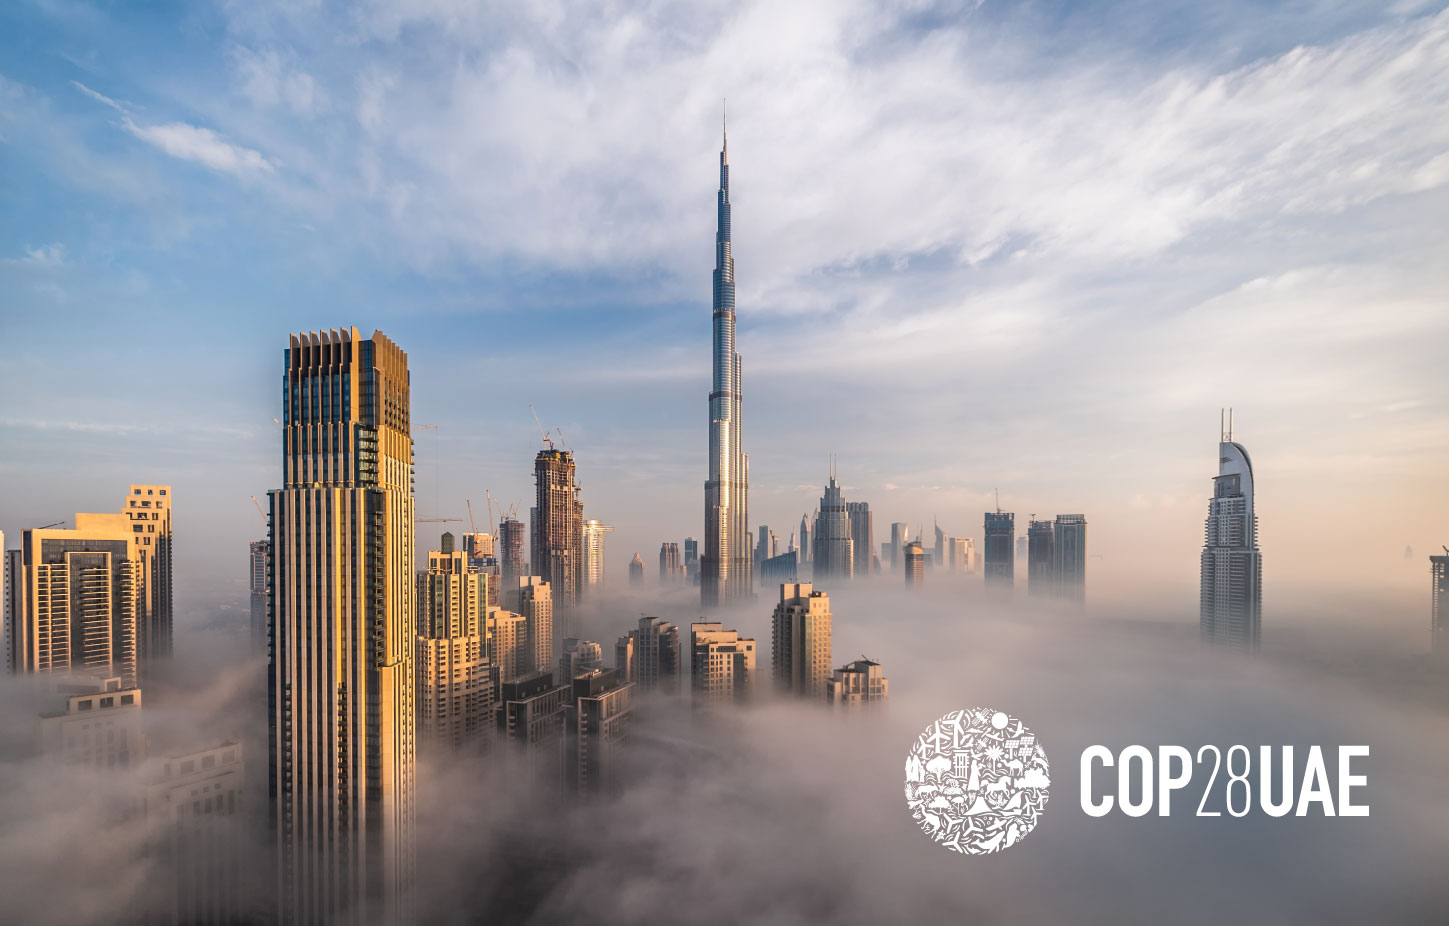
2;0;1448;924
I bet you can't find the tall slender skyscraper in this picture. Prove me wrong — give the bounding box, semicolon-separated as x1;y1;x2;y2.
1053;514;1088;603
498;517;526;585
1200;413;1262;652
771;582;832;699
984;511;1015;588
1027;519;1055;596
1431;549;1449;658
415;540;494;756
269;328;415;924
903;541;925;586
121;484;173;662
703;108;752;607
533;448;583;608
581;519;611;589
813;467;853;580
847;501;873;578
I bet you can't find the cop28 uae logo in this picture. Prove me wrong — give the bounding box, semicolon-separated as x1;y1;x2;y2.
905;708;1050;854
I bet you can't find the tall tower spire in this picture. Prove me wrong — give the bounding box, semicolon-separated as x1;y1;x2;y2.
703;109;751;607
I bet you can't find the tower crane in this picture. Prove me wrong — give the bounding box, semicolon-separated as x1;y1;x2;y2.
251;496;267;522
530;405;553;450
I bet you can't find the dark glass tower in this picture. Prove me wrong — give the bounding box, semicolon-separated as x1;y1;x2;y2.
703;107;752;607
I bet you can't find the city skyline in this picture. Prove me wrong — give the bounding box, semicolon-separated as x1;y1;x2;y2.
3;4;1445;617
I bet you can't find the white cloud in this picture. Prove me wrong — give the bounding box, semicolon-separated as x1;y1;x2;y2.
3;244;66;268
120;117;275;174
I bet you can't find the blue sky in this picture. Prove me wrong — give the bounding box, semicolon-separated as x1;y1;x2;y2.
1;0;1446;619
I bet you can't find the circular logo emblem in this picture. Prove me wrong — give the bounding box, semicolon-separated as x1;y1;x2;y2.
905;708;1050;854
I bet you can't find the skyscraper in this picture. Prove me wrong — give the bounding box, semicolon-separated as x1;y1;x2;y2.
771;582;832;699
1432;550;1449;658
826;659;889;708
847;501;874;578
628;553;645;586
498;517;526;585
887;522;911;572
3;541;18;673
1053;514;1088;603
702;110;752;608
984;511;1015;588
567;668;634;795
249;540;268;654
799;514;812;566
269;327;415;924
121;484;173;663
933;519;944;570
659;542;684;583
1200;414;1262;652
619;616;681;694
683;537;700;582
581;519;611;590
533;448;583;609
1027;519;1055;596
416;539;495;756
946;537;976;572
16;517;142;686
511;577;554;678
690;622;756;706
812;468;853;580
559;637;604;682
754;525;778;572
903;541;925;586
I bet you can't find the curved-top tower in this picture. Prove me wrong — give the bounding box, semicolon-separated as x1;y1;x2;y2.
1200;411;1262;651
703;106;752;607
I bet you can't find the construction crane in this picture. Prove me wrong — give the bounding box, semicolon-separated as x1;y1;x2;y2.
530;405;553;450
466;499;478;534
32;520;66;530
416;516;462;524
251;496;267;522
411;424;438;432
485;490;498;529
554;427;568;452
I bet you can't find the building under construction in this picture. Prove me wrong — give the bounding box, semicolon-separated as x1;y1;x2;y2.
532;447;584;609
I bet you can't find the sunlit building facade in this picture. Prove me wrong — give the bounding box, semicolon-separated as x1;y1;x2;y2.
1200;421;1262;652
771;582;832;699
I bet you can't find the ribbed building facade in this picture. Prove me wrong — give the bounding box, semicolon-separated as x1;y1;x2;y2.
983;512;1015;588
1053;514;1088;603
703;115;752;607
1200;426;1262;652
847;501;873;578
268;327;415;924
415;539;495;756
812;472;853;580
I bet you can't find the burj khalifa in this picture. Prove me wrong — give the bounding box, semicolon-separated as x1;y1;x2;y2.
703;107;752;607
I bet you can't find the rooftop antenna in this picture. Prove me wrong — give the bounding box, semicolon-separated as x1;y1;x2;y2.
723;97;727;155
995;488;1000;514
1228;408;1234;442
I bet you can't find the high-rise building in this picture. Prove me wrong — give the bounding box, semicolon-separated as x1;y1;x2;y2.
813;469;854;580
984;511;1015;588
628;554;645;586
533;448;583;609
510;577;554;678
826;659;888;708
691;622;756;706
903;541;925;586
683;537;700;583
619;616;681;694
887;523;911;572
1016;535;1028;562
754;526;778;572
39;676;143;766
146;742;246;926
268;327;415;924
771;582;832;698
1200;416;1262;652
121;484;174;663
847;501;873;578
497;670;570;790
4;541;19;673
558;638;604;682
567;668;634;795
799;514;812;565
581;519;611;590
492;609;531;683
1053;514;1088;603
16;518;143;686
659;542;684;583
1027;519;1055;596
759;550;798;585
1432;550;1449;658
498;517;526;585
702;112;752;608
249;540;268;655
946;537;976;572
416;540;495;756
932;520;944;572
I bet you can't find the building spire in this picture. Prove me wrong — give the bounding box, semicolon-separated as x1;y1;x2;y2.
722;97;728;161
